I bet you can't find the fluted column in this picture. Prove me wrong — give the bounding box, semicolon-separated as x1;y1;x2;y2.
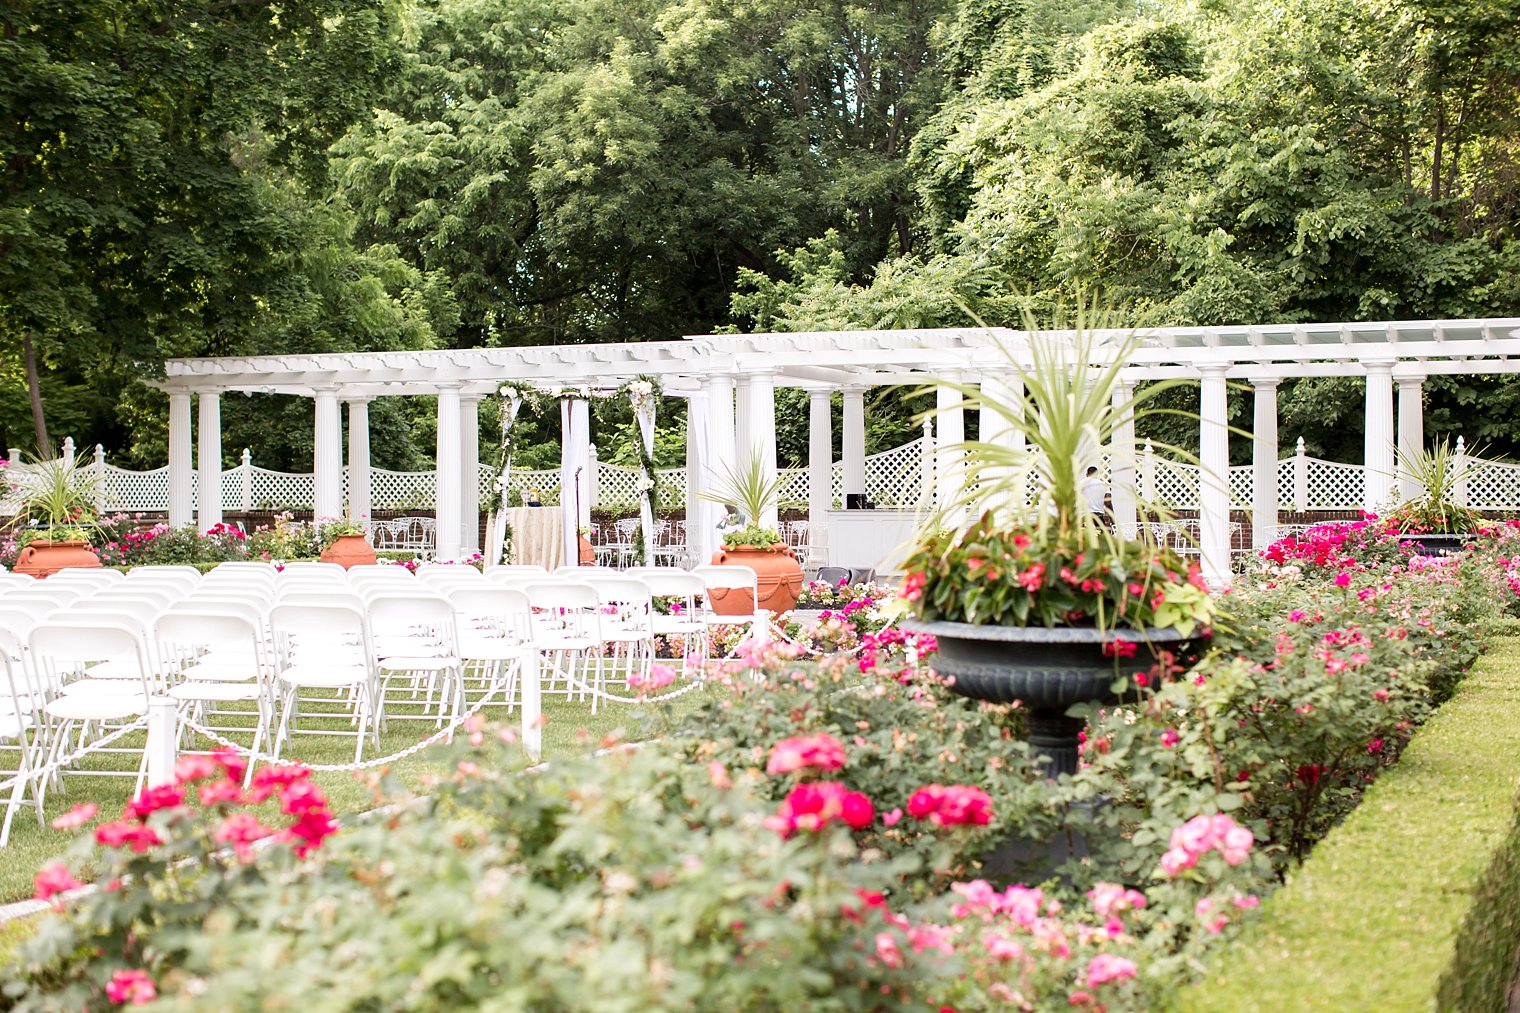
167;392;194;528
346;397;372;529
1397;374;1425;501
935;374;966;520
460;395;481;553
312;387;343;522
841;386;867;501
1363;360;1396;512
745;369;779;530
808;389;833;567
1251;378;1279;548
196;389;223;532
435;383;463;561
1110;381;1137;534
1199;364;1232;587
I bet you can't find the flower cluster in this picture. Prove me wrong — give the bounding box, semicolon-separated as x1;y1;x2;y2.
766;733;847;774
1158;813;1254;875
764;781;875;837
906;783;994;827
1258;516;1411;577
626;662;679;696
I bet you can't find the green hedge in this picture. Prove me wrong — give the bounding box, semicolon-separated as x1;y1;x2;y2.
1174;637;1520;1013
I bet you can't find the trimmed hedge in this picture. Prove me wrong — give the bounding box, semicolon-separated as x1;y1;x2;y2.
1174;637;1520;1013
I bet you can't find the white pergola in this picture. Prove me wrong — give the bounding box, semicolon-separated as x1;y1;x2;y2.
159;318;1520;583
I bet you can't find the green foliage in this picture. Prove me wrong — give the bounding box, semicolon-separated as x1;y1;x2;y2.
1386;437;1487;532
699;450;788;524
10;455;102;536
1174;638;1520;1013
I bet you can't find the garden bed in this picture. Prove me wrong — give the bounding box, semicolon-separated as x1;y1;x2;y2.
1175;634;1520;1013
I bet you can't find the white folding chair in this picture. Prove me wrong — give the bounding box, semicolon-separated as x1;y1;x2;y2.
47;569;126;590
693;564;768;653
268;604;378;764
522;581;600;700
28;620;158;800
0;628;44;846
156;610;271;786
367;594;464;729
586;575;656;711
631;569;710;671
445;586;533;710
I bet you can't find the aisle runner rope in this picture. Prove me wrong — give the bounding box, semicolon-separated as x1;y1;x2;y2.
0;716;150;798
176;683;511;773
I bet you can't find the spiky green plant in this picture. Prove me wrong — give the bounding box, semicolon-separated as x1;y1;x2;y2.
698;450;788;528
12;454;103;540
1388;438;1487;533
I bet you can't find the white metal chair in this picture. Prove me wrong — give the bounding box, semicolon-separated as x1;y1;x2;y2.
522;581;600;700
268;603;379;764
28;620;158;801
367;593;464;730
630;568;710;670
447;586;531;711
156;611;271;786
588;575;656;712
0;627;45;846
692;564;768;653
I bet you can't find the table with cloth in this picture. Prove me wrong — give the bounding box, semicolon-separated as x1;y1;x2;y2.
505;506;563;569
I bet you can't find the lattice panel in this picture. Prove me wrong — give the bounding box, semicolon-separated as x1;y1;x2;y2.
248;468;316;511
1150;460;1199;509
1303;458;1363;510
1463;461;1520;509
101;464;173;512
1277;459;1295;506
1227;467;1253;505
777;468;810;507
370;468;436;510
868;437;928;506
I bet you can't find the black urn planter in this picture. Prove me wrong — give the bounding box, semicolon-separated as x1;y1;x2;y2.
1399;532;1473;557
905;620;1188;778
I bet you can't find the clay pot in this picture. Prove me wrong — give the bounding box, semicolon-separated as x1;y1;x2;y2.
579;535;595;566
320;533;377;569
14;540;103;579
709;544;805;615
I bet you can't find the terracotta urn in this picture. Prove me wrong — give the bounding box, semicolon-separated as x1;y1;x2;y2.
579;534;595;566
709;544;804;615
320;533;377;569
14;540;103;579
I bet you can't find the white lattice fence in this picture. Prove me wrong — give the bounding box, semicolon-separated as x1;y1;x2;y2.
1462;461;1520;509
866;437;929;506
247;468;318;511
501;468;561;507
1302;458;1364;510
371;468;437;511
101;464;173;512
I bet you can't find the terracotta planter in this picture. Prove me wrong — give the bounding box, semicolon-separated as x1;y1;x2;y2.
14;540;103;579
579;535;595;566
709;544;805;615
904;620;1188;778
320;533;377;569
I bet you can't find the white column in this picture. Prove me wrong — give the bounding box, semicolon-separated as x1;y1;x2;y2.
435;384;463;561
808;389;833;568
92;444;106;515
196;389;223;532
1363;360;1396;512
1198;364;1232;587
1251;378;1279;549
734;373;755;467
935;376;965;518
1110;381;1137;534
744;369;779;530
1397;375;1425;501
708;374;736;479
240;448;252;512
460;395;481;553
346;398;372;529
168;392;194;528
312;387;343;522
686;393;711;564
841;386;867;500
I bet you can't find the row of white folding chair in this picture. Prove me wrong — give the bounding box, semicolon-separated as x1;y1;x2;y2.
0;626;44;845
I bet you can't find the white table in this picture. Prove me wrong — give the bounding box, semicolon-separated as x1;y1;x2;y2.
824;510;924;576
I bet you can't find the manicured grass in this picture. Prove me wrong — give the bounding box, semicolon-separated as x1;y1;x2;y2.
0;686;705;905
1174;637;1520;1013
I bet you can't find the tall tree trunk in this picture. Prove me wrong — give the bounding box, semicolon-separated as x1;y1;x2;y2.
21;331;49;455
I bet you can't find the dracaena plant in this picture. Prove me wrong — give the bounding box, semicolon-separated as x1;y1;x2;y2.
13;453;104;542
899;306;1217;635
699;450;788;549
1385;437;1486;534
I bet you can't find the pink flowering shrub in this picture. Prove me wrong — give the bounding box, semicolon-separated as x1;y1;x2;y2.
6;753;339;1010
1258;515;1412;577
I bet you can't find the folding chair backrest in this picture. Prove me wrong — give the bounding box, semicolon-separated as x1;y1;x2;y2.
634;570;707;600
589;575;654;607
367;593;458;643
522;581;600;611
0;600;57;625
693;564;758;592
417;565;484;585
29;620;154;694
0;572;36;588
155;610;264;663
48;569;125;589
278;561;346;576
486;565;549;579
7;586;86;606
277;590;367;613
268;603;372;665
447;586;532;639
555;565;614;577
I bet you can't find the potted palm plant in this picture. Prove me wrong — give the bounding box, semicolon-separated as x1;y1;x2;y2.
899;315;1217;777
11;455;105;578
1386;438;1485;557
698;452;804;615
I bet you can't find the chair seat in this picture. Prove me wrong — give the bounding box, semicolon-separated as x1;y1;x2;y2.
170;681;262;703
652;617;706;636
378;655;460;671
533;635;596;652
0;712;35;739
179;660;260;682
77;659;150;680
458;638;524;662
61;678;150;697
276;664;370;689
46;694;146;721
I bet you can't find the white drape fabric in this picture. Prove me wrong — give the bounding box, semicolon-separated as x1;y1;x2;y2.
635;398;657;566
485;393;522;568
560;398;591;566
686;393;715;563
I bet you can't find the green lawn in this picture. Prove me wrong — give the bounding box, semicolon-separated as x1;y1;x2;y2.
0;683;708;905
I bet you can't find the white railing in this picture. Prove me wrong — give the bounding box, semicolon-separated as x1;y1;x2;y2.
8;433;1520;518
